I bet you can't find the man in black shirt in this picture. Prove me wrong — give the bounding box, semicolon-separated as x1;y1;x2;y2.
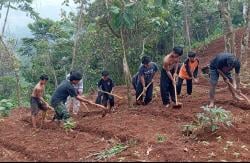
96;71;115;109
51;71;97;121
209;53;242;107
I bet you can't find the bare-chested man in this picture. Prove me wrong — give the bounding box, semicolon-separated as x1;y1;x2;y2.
160;46;183;108
30;75;49;128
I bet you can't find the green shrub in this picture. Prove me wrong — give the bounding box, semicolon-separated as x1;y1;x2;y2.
0;76;16;99
183;105;233;136
197;105;233;132
0;99;15;117
63;118;76;131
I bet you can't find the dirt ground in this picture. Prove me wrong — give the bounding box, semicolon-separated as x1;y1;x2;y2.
0;29;250;162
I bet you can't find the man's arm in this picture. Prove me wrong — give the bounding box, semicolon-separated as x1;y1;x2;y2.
185;59;193;78
140;75;145;87
110;80;114;93
152;63;158;80
193;66;199;78
235;73;240;90
76;95;93;104
138;66;146;87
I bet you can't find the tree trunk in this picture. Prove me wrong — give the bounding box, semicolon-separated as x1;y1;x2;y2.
172;26;175;48
48;49;58;87
1;1;10;37
243;0;250;64
184;0;191;52
120;29;132;108
240;0;250;86
14;71;21;106
243;1;248;24
219;0;235;55
71;0;84;70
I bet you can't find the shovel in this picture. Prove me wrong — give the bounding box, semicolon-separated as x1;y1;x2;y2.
172;76;183;109
40;98;54;111
218;70;250;104
136;81;153;101
97;89;124;100
82;98;108;117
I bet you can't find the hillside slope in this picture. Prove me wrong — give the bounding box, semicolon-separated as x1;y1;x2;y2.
0;29;250;162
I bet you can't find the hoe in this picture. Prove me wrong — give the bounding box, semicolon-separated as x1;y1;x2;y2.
172;76;183;109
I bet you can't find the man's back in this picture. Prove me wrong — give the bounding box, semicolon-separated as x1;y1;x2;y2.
51;80;77;106
210;53;240;73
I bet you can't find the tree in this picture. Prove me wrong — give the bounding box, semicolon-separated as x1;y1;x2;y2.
184;0;192;51
219;0;235;54
71;0;87;70
19;18;73;90
0;35;21;106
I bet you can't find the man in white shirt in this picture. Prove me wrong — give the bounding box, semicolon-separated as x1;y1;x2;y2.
66;71;84;115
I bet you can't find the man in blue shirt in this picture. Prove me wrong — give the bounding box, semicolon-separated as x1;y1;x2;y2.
133;56;158;105
209;52;242;107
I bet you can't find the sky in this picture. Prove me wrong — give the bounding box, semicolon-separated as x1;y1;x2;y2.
0;0;77;39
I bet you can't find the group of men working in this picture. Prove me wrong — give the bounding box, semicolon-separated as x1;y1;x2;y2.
132;47;200;108
30;46;243;128
30;71;114;128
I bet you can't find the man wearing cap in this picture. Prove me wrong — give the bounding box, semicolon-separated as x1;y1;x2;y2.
51;71;94;122
208;52;243;107
176;51;199;97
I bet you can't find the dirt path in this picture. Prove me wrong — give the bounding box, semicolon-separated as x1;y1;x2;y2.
0;29;250;162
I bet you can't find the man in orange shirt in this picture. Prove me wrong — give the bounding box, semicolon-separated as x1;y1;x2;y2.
176;51;199;96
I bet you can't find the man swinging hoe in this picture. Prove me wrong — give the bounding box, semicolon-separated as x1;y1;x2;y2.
208;52;249;107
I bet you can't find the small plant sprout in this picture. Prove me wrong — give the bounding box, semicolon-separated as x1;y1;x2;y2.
182;124;196;136
156;134;167;143
63;118;76;132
